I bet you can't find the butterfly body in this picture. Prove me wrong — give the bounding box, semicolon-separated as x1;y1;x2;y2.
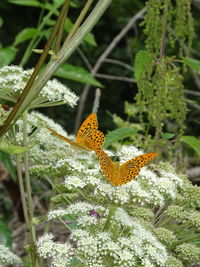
47;113;104;151
95;149;158;186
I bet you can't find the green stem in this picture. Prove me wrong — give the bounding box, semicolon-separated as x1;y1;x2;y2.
103;206;117;231
22;111;39;266
16;155;33;263
0;0;112;138
23;111;34;220
59;218;72;232
44;177;57;234
45;176;72;204
54;0;70;53
66;0;94;42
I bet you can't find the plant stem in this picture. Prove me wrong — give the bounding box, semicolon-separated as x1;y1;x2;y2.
54;0;71;53
44;177;57;234
66;0;94;42
103;206;117;231
22;111;39;266
0;0;112;138
16;155;33;263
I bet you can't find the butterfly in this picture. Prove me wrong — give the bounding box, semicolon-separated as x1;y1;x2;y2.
95;148;158;186
47;113;104;151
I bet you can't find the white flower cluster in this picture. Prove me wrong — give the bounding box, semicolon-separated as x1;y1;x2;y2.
55;204;168;267
0;65;78;108
36;233;74;267
0;244;21;265
47;203;168;266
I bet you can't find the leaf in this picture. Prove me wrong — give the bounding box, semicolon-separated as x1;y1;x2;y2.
0;140;27;154
161;132;175;139
183;57;200;74
13;28;39;46
134;50;152;82
69;258;80;267
103;127;137;149
8;0;42;7
84;32;97;46
0;46;17;67
0;151;16;179
0;220;12;249
0;17;4;28
181;135;200;157
55;64;103;87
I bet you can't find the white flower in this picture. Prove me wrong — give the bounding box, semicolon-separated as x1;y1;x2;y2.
0;65;78;108
64;175;86;189
36;233;55;258
36;233;74;267
118;145;144;163
48;208;68;221
0;244;21;265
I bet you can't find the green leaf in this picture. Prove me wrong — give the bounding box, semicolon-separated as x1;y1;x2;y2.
0;17;4;28
0;46;17;67
103;127;137;148
134;50;152;82
13;28;39;46
0;140;27;154
0;220;12;249
181;135;200;157
183;57;200;74
84;32;97;46
8;0;42;7
161;132;175;139
0;151;16;179
69;258;80;267
55;64;103;87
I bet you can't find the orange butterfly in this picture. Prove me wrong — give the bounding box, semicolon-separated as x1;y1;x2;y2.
95;148;158;186
47;113;104;151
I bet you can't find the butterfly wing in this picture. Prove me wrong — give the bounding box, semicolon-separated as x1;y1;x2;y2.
47;127;82;149
119;152;158;186
95;148;116;185
76;113;98;143
83;130;105;150
76;113;104;150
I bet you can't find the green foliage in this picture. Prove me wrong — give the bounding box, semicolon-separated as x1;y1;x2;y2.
0;46;17;67
8;0;43;7
136;57;187;139
0;140;27;154
55;64;103;87
0;151;16;179
183;57;200;74
143;0;194;57
133;0;195;159
134;50;151;82
181;135;200;157
13;28;39;46
103;127;138;148
0;17;3;28
0;220;12;249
